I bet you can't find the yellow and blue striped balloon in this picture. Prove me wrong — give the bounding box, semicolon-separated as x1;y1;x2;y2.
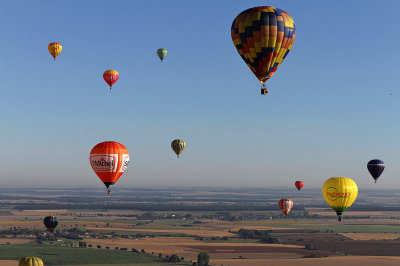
231;6;296;94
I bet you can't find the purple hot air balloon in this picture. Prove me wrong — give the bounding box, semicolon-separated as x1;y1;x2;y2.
367;159;385;183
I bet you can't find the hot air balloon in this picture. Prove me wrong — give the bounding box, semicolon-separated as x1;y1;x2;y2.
171;139;185;158
157;48;167;62
231;6;296;94
367;159;385;183
19;257;44;266
90;141;129;194
322;177;358;221
295;181;304;191
48;42;62;60
103;70;119;90
43;216;58;231
279;199;293;216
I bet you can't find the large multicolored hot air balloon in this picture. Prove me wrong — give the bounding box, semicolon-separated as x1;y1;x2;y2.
295;181;304;191
90;141;129;194
19;257;44;266
367;159;385;183
103;70;119;90
171;139;185;158
48;42;62;60
279;199;293;216
157;48;167;62
231;6;296;94
43;216;58;231
322;177;358;221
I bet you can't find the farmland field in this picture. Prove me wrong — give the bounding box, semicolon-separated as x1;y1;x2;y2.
0;187;400;265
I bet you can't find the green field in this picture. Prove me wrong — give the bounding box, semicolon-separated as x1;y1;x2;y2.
0;243;186;265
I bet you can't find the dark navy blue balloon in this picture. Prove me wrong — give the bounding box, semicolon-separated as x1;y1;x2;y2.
367;159;385;183
43;216;58;231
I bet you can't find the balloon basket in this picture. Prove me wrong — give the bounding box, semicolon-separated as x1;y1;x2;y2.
261;88;268;95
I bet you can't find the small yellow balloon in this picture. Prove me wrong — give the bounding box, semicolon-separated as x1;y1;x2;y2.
322;177;358;221
171;139;185;158
19;256;44;266
48;42;62;60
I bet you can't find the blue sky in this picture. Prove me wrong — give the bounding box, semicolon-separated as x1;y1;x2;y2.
0;0;399;190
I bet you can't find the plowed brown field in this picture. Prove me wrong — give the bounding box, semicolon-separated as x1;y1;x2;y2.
340;233;400;240
211;256;400;266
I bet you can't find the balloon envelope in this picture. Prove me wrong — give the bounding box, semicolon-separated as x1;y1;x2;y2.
231;6;296;93
322;177;358;221
171;139;185;157
278;199;293;216
103;70;119;89
43;216;58;231
48;42;62;60
367;159;385;183
19;257;44;266
90;141;129;192
295;181;303;191
157;48;167;61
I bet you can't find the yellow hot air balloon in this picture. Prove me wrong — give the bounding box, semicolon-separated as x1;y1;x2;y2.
19;256;44;266
171;139;185;158
48;42;62;60
322;177;358;221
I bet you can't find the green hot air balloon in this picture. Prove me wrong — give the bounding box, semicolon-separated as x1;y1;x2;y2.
157;48;167;62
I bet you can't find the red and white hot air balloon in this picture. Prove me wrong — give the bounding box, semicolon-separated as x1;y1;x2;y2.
279;199;293;216
89;141;129;194
103;70;119;90
295;181;304;191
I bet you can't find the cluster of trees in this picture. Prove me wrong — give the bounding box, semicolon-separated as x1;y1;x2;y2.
236;229;279;244
196;236;229;241
192;252;209;266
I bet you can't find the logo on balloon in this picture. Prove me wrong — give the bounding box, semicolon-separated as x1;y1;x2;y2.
121;155;129;172
326;187;350;201
90;155;117;172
